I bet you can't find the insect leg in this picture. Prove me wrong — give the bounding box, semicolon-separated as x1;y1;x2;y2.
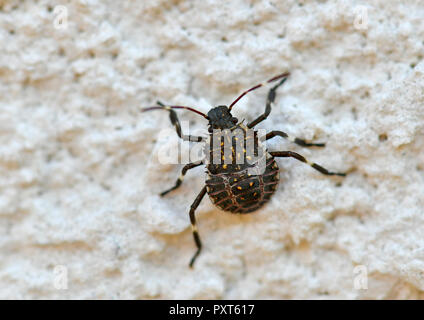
265;130;325;147
270;151;346;176
157;101;204;142
189;186;207;268
247;74;290;128
160;161;203;197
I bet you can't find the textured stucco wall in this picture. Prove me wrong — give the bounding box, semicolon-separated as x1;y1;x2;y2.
1;0;424;299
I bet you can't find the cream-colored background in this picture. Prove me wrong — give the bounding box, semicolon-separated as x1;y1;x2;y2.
0;0;423;299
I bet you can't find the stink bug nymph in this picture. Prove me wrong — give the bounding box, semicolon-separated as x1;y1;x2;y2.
142;72;346;267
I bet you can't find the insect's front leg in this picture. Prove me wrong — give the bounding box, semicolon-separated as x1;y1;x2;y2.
157;101;204;142
247;74;290;128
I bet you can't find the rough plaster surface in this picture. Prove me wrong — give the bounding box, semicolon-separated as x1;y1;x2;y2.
1;0;424;299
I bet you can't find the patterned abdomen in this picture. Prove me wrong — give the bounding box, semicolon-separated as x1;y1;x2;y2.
206;156;280;214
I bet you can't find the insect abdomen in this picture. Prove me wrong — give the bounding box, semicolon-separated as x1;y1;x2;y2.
206;156;280;214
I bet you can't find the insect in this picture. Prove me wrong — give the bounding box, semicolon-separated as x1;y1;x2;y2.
142;72;346;268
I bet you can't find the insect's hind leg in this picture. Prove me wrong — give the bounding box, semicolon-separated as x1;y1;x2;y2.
247;74;290;129
189;186;207;268
157;101;204;142
265;130;325;147
160;161;203;197
270;151;346;176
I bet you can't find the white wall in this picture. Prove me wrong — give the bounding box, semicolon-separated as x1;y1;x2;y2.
0;0;423;299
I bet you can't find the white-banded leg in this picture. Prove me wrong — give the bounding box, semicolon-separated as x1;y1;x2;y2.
141;101;205;142
247;74;290;128
189;186;207;268
156;101;204;142
270;151;346;176
160;161;203;196
265;130;325;147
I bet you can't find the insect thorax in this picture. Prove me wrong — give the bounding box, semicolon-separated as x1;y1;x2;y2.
203;124;267;175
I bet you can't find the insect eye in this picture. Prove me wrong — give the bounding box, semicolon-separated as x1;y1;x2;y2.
231;117;238;123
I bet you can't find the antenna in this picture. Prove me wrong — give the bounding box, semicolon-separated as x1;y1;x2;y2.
141;101;209;119
228;72;290;111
